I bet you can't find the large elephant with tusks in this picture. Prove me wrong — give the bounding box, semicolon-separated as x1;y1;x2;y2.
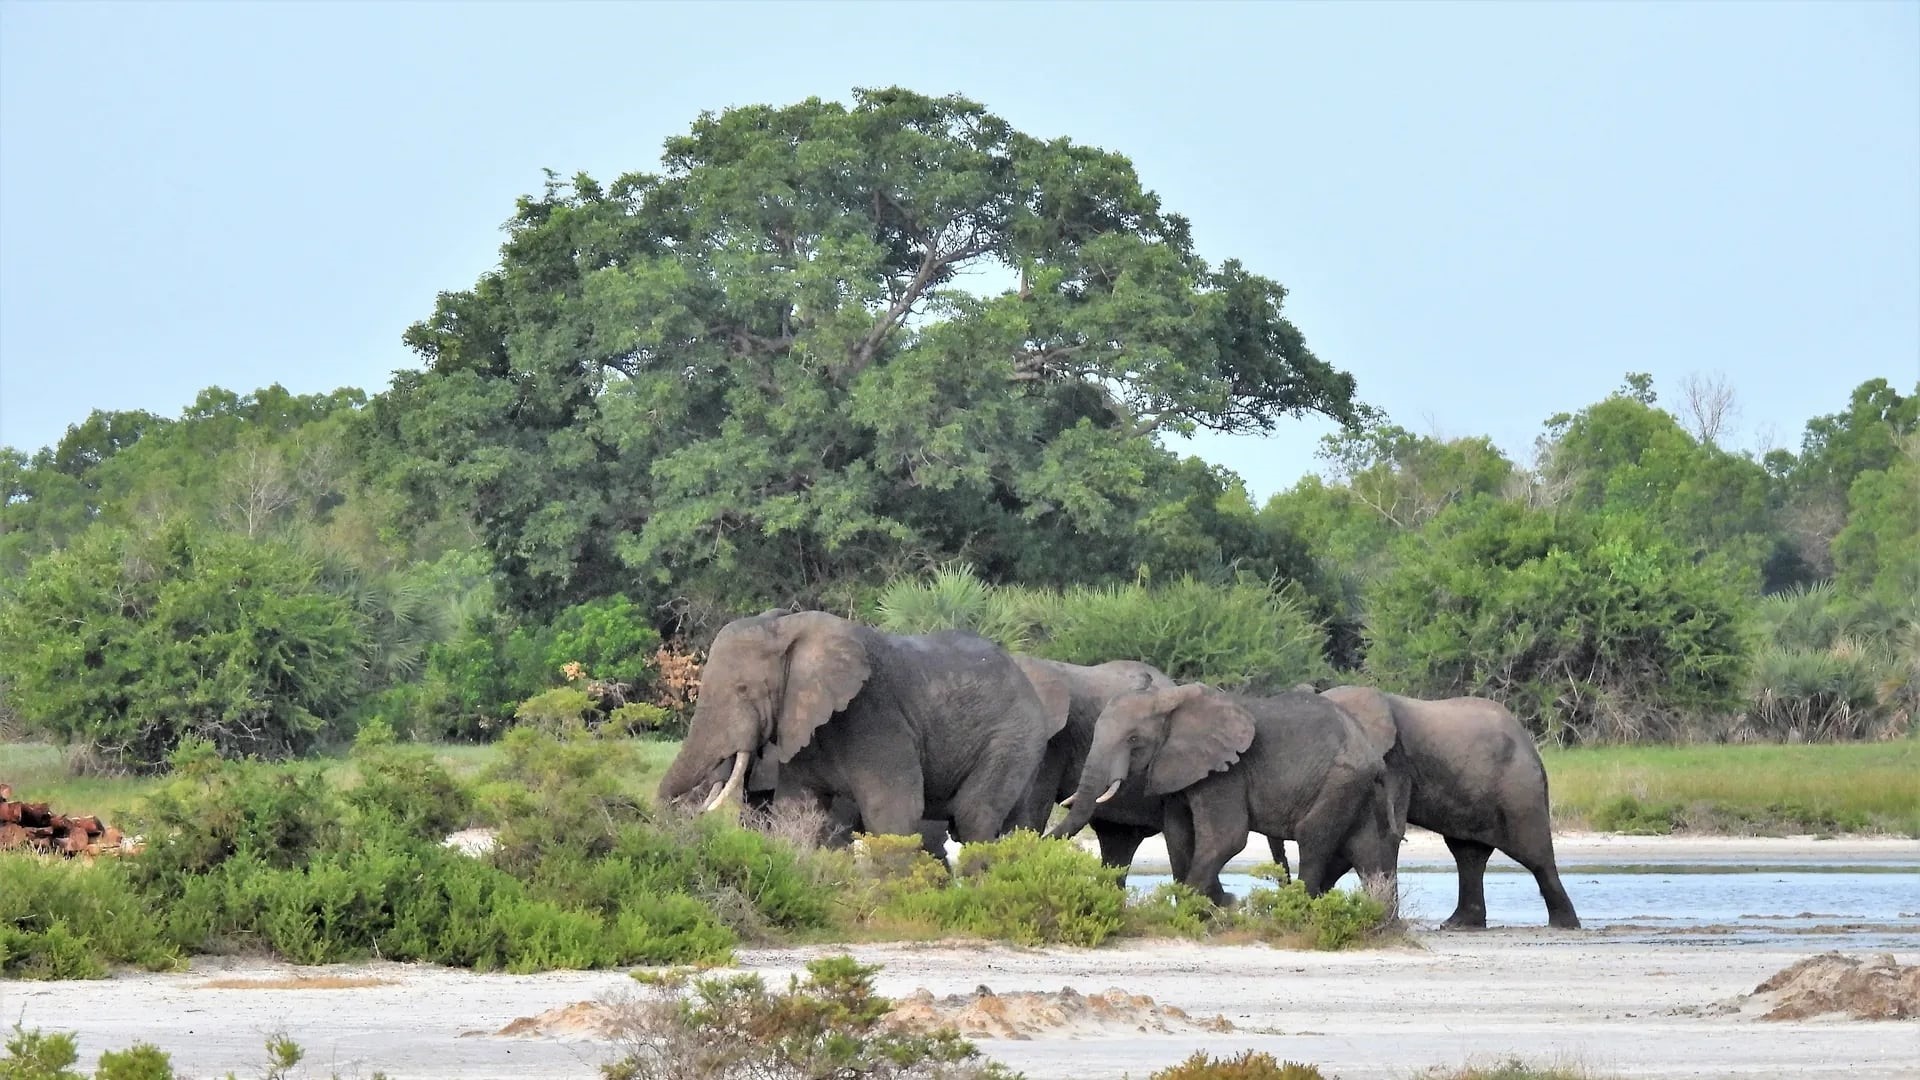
656;610;1062;847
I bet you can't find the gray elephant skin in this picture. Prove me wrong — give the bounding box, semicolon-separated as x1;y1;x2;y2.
1319;685;1580;929
1008;656;1176;864
656;610;1063;845
1049;684;1401;904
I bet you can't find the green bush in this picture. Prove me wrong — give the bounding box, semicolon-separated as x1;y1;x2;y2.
604;955;1018;1080
1150;1052;1328;1080
1127;882;1215;939
875;830;1128;946
1364;500;1754;743
1588;795;1679;835
872;566;1331;690
1232;866;1390;950
0;522;367;769
0;857;179;979
1743;584;1914;741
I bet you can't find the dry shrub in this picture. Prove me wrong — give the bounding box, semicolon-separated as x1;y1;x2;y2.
599;955;1017;1080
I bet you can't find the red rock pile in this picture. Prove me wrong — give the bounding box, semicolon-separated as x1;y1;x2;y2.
0;783;138;857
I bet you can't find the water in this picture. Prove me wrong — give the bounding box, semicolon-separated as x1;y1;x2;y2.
1128;868;1920;932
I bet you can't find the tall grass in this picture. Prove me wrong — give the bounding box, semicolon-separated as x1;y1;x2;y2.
0;738;683;821
1545;741;1920;836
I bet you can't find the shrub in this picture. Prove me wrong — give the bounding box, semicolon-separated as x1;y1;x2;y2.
874;831;1128;946
872;565;1332;690
345;736;473;838
0;523;367;769
1364;500;1754;743
1150;1052;1328;1080
1231;865;1391;950
513;687;597;732
0;857;179;979
602;955;1018;1080
1127;882;1215;939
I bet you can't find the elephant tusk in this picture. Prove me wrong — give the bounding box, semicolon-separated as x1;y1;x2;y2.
701;751;751;813
1094;779;1123;804
1059;793;1076;807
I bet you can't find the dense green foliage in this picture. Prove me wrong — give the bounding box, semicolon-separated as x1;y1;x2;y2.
873;566;1330;690
1362;502;1754;742
360;86;1353;623
0;86;1912;754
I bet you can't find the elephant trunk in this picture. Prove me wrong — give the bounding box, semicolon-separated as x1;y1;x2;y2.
1047;743;1128;840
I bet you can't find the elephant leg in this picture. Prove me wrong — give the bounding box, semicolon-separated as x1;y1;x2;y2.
843;765;927;841
1499;829;1581;929
946;763;1037;844
1266;834;1292;884
1092;821;1155;869
1162;801;1197;883
1443;836;1495;929
1182;792;1247;907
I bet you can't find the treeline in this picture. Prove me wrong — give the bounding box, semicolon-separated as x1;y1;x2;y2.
2;371;1911;764
1;88;1914;767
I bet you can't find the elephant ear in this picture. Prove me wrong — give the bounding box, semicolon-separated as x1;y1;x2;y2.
1013;656;1073;739
1148;685;1257;795
771;612;872;764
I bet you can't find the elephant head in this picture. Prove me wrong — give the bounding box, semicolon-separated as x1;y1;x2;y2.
1047;683;1256;839
656;610;871;812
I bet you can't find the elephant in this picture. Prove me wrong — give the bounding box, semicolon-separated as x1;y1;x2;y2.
1315;686;1580;930
1048;683;1401;904
656;610;1063;848
1006;656;1177;864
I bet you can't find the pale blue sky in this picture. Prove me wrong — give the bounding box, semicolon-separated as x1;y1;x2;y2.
3;1;1915;499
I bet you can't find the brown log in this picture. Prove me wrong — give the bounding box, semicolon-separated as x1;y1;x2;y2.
0;802;20;824
102;826;124;847
0;823;29;849
0;782;12;801
19;803;52;827
63;828;91;855
68;815;103;835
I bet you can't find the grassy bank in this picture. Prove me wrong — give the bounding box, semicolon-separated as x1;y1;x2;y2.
0;738;681;822
1544;741;1920;837
8;738;1915;839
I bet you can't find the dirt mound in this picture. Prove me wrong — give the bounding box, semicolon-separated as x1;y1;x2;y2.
1747;952;1920;1021
491;984;1233;1043
881;985;1235;1040
493;1001;630;1039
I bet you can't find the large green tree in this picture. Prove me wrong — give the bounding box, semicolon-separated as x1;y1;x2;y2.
364;87;1357;623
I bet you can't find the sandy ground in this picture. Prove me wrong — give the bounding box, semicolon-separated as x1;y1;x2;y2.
3;833;1915;1079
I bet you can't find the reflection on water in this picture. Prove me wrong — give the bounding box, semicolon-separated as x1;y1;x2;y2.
1127;869;1920;932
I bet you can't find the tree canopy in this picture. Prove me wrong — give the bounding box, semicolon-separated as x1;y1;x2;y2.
362;87;1357;621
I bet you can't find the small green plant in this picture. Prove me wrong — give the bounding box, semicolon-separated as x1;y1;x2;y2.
1149;1051;1327;1080
1127;882;1215;939
1;1025;85;1080
0;857;180;979
1231;865;1391;950
1589;794;1679;835
875;830;1128;946
92;1044;174;1080
605;955;1018;1080
512;687;596;733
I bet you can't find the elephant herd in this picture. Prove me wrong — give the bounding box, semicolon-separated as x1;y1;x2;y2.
656;609;1581;930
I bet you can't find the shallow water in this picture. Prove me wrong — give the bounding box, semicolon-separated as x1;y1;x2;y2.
1126;867;1920;936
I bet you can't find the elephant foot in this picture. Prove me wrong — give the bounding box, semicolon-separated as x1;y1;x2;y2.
1440;912;1489;931
1548;911;1582;930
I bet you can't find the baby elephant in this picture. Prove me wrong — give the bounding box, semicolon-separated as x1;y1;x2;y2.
1049;684;1401;903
